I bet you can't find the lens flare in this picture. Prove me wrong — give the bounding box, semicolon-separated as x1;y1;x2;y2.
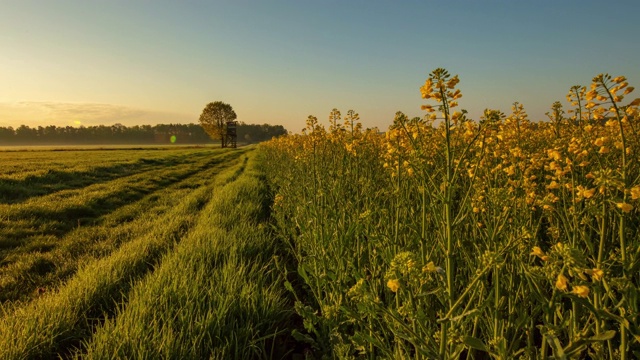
170;135;177;143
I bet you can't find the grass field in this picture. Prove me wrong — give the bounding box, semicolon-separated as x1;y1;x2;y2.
0;146;295;359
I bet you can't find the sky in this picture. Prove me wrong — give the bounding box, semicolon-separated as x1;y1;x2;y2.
1;1;639;132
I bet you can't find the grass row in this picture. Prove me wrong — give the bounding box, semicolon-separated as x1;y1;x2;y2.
0;147;209;180
0;148;220;203
78;152;294;359
0;150;248;359
0;150;245;304
0;149;242;256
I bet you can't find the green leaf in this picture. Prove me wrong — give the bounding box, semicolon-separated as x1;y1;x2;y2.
284;280;294;293
563;330;616;356
589;330;616;341
353;331;385;349
297;263;310;283
291;329;316;347
563;340;588;357
326;271;336;281
546;334;566;360
463;336;488;352
600;309;630;330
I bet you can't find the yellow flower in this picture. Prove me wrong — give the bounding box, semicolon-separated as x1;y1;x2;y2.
556;274;569;291
423;261;436;272
446;75;459;89
582;187;595;198
613;76;626;83
547;181;560;190
530;246;544;257
616;202;634;213
576;186;595;199
572;285;590;298
593;137;605;147
387;279;400;293
631;186;640;200
547;149;562;161
345;143;355;155
590;268;604;282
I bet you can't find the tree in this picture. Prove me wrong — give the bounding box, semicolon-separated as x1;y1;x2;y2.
198;101;237;147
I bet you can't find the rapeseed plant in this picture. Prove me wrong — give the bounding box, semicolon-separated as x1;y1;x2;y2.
261;68;640;359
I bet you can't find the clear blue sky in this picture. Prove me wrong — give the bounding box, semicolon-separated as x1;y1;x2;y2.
1;1;639;132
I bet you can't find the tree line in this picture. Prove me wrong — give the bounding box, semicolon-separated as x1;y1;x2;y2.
0;123;287;145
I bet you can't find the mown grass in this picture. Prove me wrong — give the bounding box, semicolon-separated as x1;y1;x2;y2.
79;153;294;359
0;149;246;304
0;148;209;203
0;146;297;359
0;185;209;358
0;150;241;254
0;147;251;358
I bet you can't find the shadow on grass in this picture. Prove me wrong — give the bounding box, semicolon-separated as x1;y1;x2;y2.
0;152;215;204
0;152;242;257
0;152;244;306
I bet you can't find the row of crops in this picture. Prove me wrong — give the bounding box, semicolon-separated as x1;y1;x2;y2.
0;147;293;358
260;69;640;359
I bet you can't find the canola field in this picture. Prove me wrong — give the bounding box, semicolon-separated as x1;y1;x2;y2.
261;69;640;359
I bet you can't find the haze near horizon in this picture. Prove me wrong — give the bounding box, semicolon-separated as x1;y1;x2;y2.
1;1;639;132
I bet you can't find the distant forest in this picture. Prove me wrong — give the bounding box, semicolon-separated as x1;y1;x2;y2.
0;122;287;145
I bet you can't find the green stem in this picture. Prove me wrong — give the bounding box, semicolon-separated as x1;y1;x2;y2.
442;81;454;359
494;266;500;344
601;79;628;359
